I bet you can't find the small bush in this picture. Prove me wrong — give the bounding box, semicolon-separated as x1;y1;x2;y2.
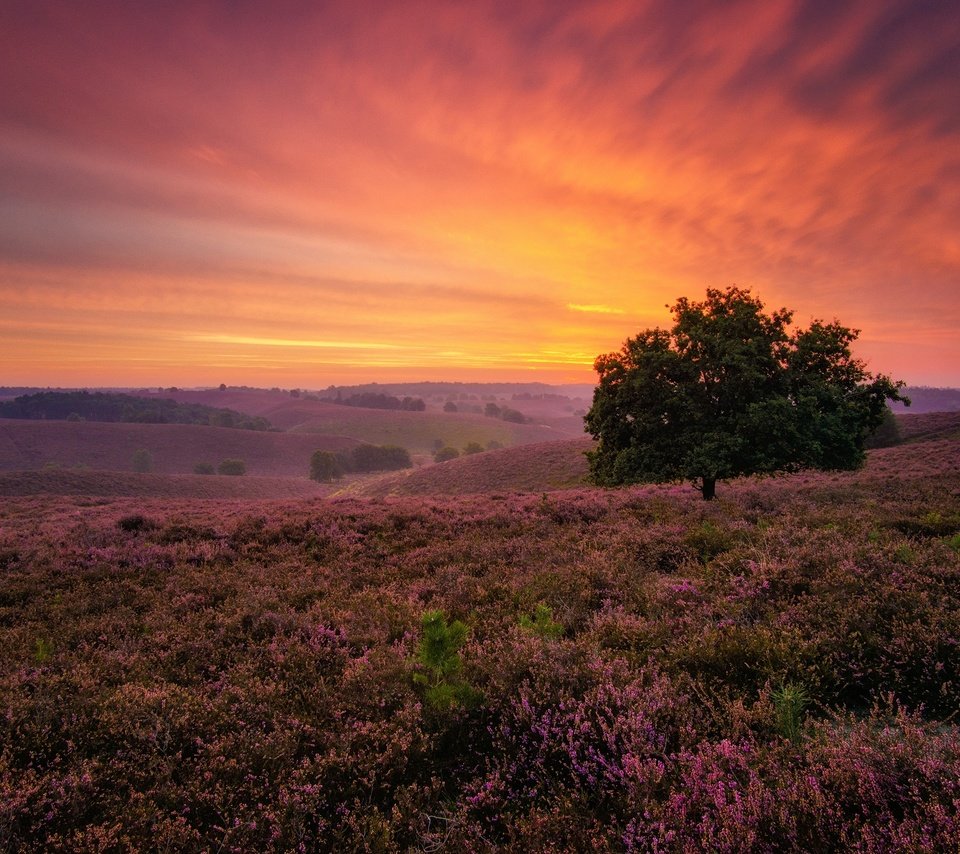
132;448;153;473
33;638;54;664
462;442;484;455
443;401;458;413
772;682;810;742
434;446;460;463
118;514;154;533
500;407;525;423
193;462;215;475
218;458;246;476
519;604;564;639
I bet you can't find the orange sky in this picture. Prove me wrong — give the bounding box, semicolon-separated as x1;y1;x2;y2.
1;0;958;387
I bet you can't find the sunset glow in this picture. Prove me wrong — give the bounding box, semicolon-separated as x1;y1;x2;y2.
2;0;958;386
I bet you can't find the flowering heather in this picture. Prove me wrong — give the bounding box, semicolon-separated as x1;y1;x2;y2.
0;437;958;850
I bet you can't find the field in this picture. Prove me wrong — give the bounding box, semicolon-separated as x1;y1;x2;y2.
343;438;594;497
1;421;959;850
0;420;360;478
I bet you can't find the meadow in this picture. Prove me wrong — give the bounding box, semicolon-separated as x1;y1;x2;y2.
1;424;958;851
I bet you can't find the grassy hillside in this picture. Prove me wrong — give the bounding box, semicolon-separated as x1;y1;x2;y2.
1;431;958;850
285;405;578;450
896;410;960;442
344;437;594;497
0;470;331;500
167;389;583;448
0;420;359;477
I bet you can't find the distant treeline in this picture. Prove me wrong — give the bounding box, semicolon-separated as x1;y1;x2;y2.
0;392;273;431
325;392;426;411
323;381;597;399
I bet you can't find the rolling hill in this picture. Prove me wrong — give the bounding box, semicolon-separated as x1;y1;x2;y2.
0;470;331;499
341;437;594;497
0;420;359;477
165;389;583;449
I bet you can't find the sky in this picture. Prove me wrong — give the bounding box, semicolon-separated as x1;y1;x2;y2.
1;0;958;388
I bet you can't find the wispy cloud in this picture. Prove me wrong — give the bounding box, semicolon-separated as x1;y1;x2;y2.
0;0;957;385
567;304;625;315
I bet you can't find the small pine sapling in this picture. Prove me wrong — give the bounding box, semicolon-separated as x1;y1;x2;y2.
413;610;480;711
519;603;564;639
772;682;810;742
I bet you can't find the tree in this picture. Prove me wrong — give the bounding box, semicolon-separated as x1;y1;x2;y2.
484;402;501;418
434;446;460;463
462;441;484;455
443;401;458;413
585;287;907;500
309;449;343;482
218;458;246;476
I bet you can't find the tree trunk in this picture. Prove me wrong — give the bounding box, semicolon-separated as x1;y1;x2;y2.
701;477;716;501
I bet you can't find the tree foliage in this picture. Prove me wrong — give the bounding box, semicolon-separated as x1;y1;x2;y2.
349;444;412;473
0;391;271;430
217;458;246;476
434;446;460;463
309;450;343;482
585;287;908;499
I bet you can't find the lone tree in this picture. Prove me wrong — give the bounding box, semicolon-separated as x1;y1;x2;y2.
309;449;343;482
585;287;907;500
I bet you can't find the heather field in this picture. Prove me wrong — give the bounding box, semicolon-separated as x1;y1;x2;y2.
2;435;959;851
0;420;360;478
343;438;594;498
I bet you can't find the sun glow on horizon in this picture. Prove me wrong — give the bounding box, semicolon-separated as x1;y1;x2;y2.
1;1;958;387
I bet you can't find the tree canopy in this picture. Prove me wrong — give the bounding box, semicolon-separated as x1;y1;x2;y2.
584;287;907;499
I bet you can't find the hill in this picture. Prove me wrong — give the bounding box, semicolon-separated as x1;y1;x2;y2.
0;419;359;477
343;438;594;497
0;470;330;499
896;410;960;442
342;411;960;499
1;430;958;850
164;389;582;448
891;387;960;413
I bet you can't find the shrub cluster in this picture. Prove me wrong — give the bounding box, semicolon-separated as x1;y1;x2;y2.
327;392;426;411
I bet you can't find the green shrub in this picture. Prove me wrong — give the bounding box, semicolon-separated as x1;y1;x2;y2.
218;458;246;476
519;604;564;639
434;446;460;463
412;610;479;711
772;682;810;742
462;442;484;455
33;638;54;664
193;462;215;475
684;520;735;562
